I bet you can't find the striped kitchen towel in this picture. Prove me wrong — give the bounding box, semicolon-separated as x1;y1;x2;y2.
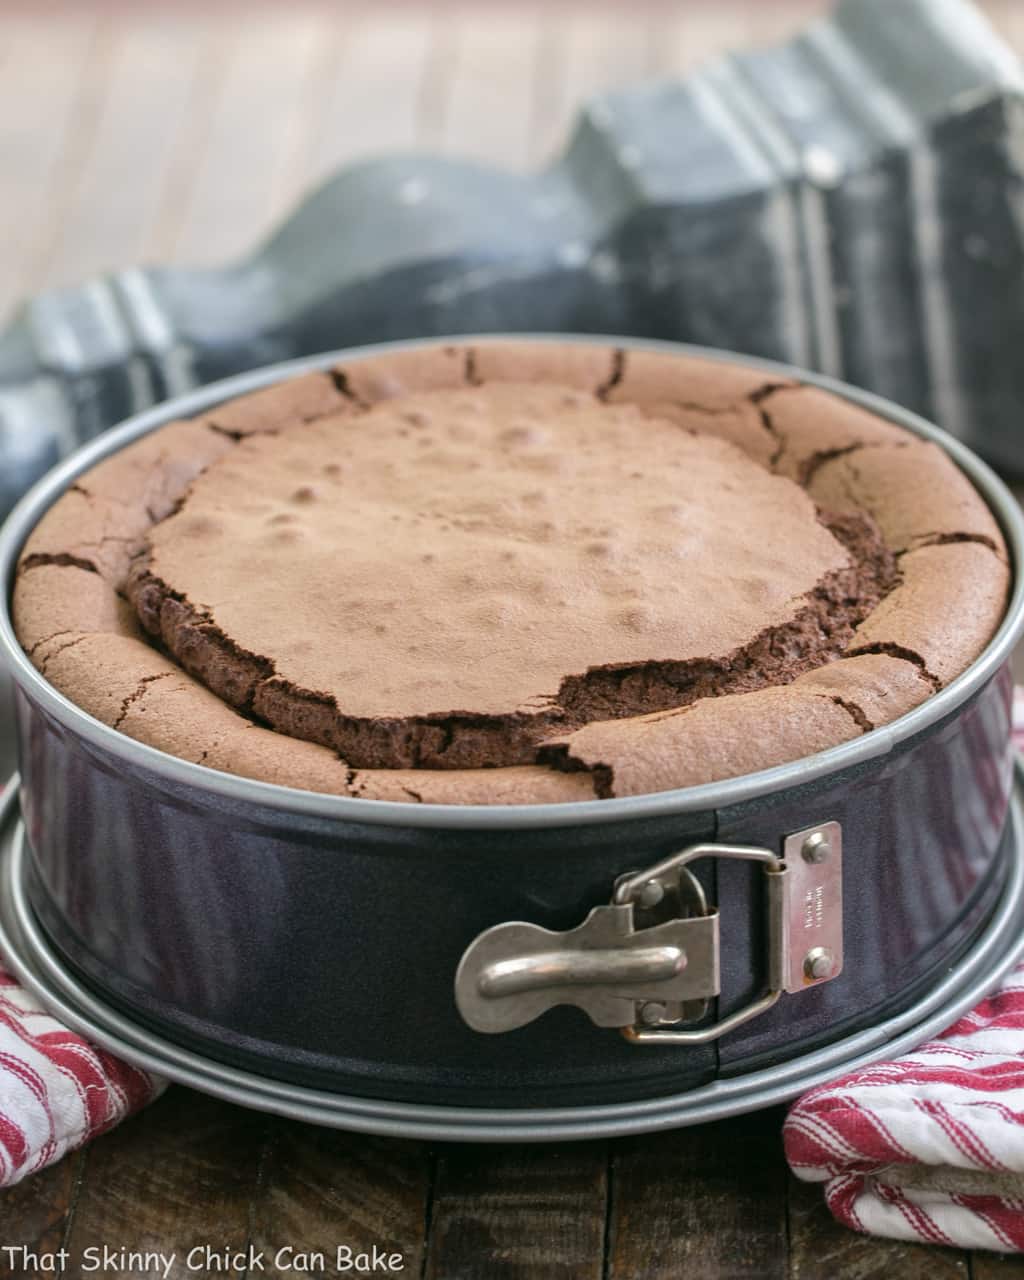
0;969;160;1185
784;964;1024;1250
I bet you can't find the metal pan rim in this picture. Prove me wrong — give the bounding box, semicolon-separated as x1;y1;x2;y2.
2;335;1023;831
2;774;1023;1142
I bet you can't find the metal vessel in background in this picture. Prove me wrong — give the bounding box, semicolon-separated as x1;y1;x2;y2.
3;0;1024;520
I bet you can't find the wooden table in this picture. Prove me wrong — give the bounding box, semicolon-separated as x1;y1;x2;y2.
4;1;1024;1275
6;1092;1023;1279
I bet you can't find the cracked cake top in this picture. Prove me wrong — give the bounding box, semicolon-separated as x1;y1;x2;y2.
12;340;1010;804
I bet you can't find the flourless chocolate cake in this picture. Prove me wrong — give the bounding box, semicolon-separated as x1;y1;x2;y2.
13;341;1010;803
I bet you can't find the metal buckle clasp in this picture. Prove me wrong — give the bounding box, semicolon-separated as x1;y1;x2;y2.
616;844;784;1045
454;824;843;1044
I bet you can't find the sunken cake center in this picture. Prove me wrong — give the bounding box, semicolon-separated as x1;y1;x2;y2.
128;381;888;769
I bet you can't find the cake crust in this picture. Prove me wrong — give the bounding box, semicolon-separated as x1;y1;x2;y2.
123;384;894;769
13;341;1010;803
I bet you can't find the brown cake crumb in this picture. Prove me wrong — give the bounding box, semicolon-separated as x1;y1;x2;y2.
14;340;1010;803
124;385;896;769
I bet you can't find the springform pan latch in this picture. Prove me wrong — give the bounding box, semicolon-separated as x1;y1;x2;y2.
454;823;843;1044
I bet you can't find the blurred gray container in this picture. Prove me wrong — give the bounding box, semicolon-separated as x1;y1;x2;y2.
2;0;1024;518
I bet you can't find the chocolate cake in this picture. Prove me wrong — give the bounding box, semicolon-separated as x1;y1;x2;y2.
13;341;1010;803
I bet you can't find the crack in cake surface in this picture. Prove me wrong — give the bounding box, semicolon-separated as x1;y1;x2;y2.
20;552;100;576
126;383;897;769
13;343;1010;803
127;536;894;768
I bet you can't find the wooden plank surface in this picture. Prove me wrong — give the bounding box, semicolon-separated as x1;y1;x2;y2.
0;1094;1007;1278
607;1113;789;1280
250;1124;433;1279
0;8;103;316
976;1253;1024;1279
0;1151;83;1280
304;12;435;184
40;10;216;285
59;1090;264;1277
161;11;329;266
424;1142;608;1280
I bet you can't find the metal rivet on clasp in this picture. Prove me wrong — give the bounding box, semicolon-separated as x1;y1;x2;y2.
804;946;837;981
637;880;665;908
801;832;831;864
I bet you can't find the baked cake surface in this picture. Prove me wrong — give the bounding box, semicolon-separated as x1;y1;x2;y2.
13;341;1010;803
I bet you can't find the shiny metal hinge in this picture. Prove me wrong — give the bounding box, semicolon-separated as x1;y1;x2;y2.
454;823;843;1045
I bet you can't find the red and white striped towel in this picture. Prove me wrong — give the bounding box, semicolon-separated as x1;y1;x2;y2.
0;971;159;1184
784;965;1024;1250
